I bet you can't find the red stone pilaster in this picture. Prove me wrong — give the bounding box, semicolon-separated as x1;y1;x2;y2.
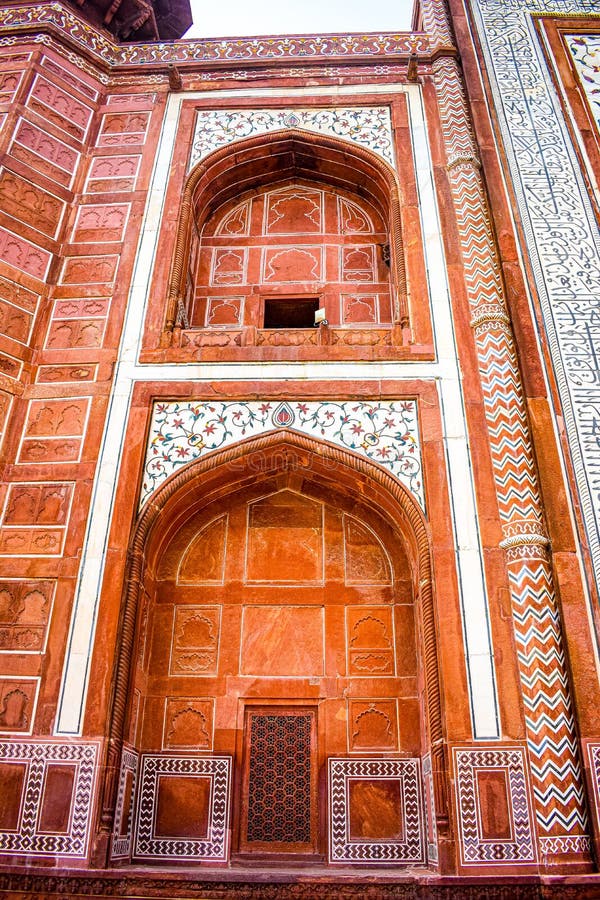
424;0;591;863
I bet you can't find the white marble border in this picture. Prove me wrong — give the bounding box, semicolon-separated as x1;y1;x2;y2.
55;83;499;741
470;0;600;659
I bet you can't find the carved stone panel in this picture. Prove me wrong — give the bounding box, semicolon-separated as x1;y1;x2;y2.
84;155;141;193
0;679;38;733
27;75;92;141
0;580;54;653
453;746;536;865
97;113;150;147
346;606;395;677
18;398;89;464
10;120;80;187
163;698;214;750
134;755;231;862
0;482;73;556
0;226;51;280
348;700;399;752
0;740;98;856
0;170;64;239
72;204;130;244
328;758;425;863
169;606;220;676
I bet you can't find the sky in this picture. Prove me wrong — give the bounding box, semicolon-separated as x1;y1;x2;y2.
185;0;416;39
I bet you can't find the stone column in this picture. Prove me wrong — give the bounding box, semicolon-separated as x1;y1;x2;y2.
423;0;590;862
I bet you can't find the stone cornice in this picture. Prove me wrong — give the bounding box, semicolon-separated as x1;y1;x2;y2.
0;1;438;72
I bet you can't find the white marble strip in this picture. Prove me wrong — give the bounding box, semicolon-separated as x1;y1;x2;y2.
470;0;600;664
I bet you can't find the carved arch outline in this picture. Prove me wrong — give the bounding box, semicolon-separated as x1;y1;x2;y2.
165;127;408;331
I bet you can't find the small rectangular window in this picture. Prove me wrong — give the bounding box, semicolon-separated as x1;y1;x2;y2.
263;296;320;329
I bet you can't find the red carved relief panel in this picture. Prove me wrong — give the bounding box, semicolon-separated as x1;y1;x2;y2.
18;397;89;464
0;70;24;104
27;75;93;141
71;204;130;244
0;298;33;344
39;57;99;102
0;353;22;381
163;698;214;750
84;155;141;194
35;364;97;383
45;319;106;349
9;120;81;188
169;606;220;676
0;226;51;280
97;113;150;147
0;580;55;653
0;679;38;733
59;255;118;286
0;482;73;556
0;170;65;239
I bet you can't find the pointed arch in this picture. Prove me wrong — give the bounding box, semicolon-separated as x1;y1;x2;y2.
100;430;446;832
165;127;408;331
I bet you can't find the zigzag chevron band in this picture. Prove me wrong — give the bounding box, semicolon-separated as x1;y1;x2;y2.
430;43;589;848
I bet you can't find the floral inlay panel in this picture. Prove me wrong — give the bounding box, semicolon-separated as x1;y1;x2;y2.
189;108;395;170
140;400;423;510
567;34;600;129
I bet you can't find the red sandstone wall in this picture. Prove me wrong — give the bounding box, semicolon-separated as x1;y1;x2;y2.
0;3;598;882
0;44;165;737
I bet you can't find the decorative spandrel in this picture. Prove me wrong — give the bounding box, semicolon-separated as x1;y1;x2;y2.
139;400;424;511
190;107;395;170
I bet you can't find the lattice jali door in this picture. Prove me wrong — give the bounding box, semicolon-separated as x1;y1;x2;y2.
239;707;318;854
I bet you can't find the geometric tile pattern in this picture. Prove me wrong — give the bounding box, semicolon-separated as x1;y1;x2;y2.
140;400;423;510
110;746;138;860
133;755;231;862
453;747;536;865
0;740;98;856
432;49;589;852
190;108;394;170
328;758;425;864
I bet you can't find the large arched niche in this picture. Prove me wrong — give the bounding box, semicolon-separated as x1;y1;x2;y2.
163;128;409;337
103;430;446;859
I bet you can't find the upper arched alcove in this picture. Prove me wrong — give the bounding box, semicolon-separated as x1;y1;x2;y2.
162;129;418;357
190;179;393;330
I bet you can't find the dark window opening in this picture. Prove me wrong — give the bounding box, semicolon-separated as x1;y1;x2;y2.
263;297;320;329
